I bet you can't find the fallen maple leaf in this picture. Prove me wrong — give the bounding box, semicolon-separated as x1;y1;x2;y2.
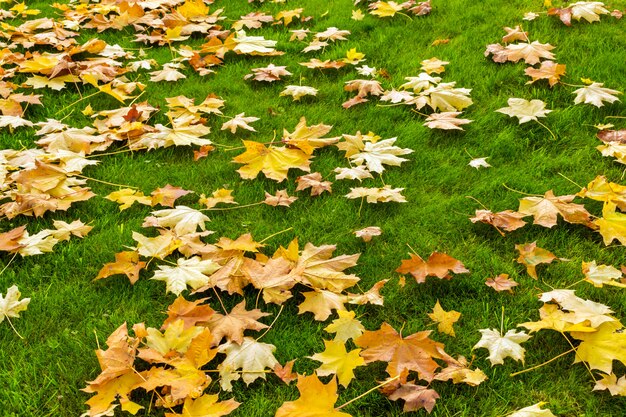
525;61;566;87
217;337;278;391
504;41;555;65
396;252;469;284
428;300;461;337
502;26;529;43
356;322;445;379
470;209;526;234
593;203;626;245
309;340;365;387
515;242;558;279
162;296;215;330
221;113;259;134
573;82;621;107
151;257;220;296
496;98;552;124
386;381;440;413
206;300;269;345
473;328;531;366
244;64;291;82
95;251;146;284
485;274;519;293
298;289;347;321
508;402;556;417
147;206;210;236
0;285;30;326
263;190;298;207
164;394;240;417
233;141;310;182
324;310;365;343
423;112;472;130
280;85;318;101
518;190;591;228
151;185;192;207
274;374;351;417
582;260;626;288
354;226;382;242
295;172;332;196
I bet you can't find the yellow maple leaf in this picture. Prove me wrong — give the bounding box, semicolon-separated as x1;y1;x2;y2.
275;374;351;417
370;1;404;17
427;300;461;337
177;0;209;19
571;321;626;374
594;203;626;246
308;340;365;387
233;140;311;182
164;394;240;417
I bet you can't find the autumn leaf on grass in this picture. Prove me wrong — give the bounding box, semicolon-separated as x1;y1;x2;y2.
434;355;488;386
582;261;626;288
151;185;192;207
217;337;278;391
233;141;310;182
233;30;280;55
593;203;626;245
95;251;146;284
199;189;237;209
422;83;473;112
1;285;30;325
207;300;269;345
288;242;360;292
504;41;555;65
146;206;210;236
473;328;531;366
593;372;626;396
577;175;626;210
282;117;338;155
51;219;92;241
497;98;552;124
280;85;318;101
221;113;259;134
386;381;440;413
296;173;332;196
0;226;26;252
571;321;626;374
518;190;591;228
354;226;382;242
150;63;186;82
356;322;444;379
274;360;298;385
423;112;472;130
515;242;559;279
275;374;351;417
162;296;215;330
485;274;519;293
298;289;347;321
244;64;291;82
525;61;566;87
508;403;556;417
132;232;181;260
164;394;240;417
573;82;621;107
105;188;152;210
396;252;469;284
309;340;365;387
502;26;529;43
549;7;574;25
145;320;203;356
410;0;432;15
232;12;274;30
421;57;449;74
347;279;388;306
569;1;610;22
343;137;413;174
334;166;373;181
263;190;298;207
428;301;461;337
470;209;526;234
324;310;365;343
151;257;220;296
369;1;404;17
344;79;383;98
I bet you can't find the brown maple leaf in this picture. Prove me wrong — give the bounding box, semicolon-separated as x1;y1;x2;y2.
386;381;440;413
244;63;291;82
162;296;215;330
355;322;444;380
396;252;469;284
525;61;566;87
295;172;332;196
548;7;573;26
0;226;26;252
206;300;269;345
485;274;519;293
263;190;298;207
515;242;559;279
470;209;527;235
274;359;298;385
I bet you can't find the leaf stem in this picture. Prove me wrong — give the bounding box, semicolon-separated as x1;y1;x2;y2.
259;227;293;243
501;183;541;197
336;375;400;410
76;175;139;189
256;305;284;341
201;201;263;211
509;347;576;377
5;316;24;339
557;172;584;190
535;119;557;140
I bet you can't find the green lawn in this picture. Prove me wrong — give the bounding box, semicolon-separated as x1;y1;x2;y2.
1;0;626;416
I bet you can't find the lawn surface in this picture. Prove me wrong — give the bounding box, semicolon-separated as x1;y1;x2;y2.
1;0;626;416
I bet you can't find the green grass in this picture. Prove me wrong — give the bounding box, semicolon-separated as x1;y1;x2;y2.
1;0;626;415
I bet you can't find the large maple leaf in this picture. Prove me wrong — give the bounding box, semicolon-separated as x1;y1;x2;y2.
355;322;444;380
572;321;626;374
151;257;220;296
274;374;351;417
217;337;278;391
233;140;311;182
473;328;531;366
164;394;240;417
206;300;269;345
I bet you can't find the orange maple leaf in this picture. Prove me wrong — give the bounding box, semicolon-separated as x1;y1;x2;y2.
395;252;469;283
274;374;351;417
